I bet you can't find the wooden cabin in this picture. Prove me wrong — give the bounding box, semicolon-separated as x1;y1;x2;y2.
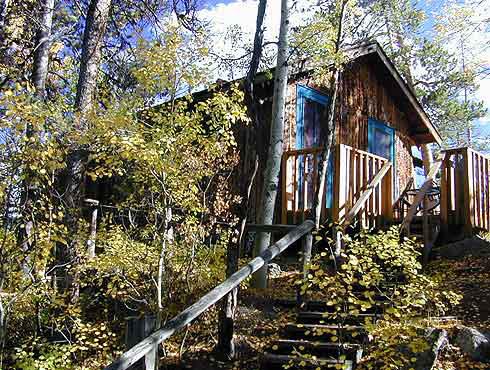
240;42;438;227
279;42;441;227
239;42;490;244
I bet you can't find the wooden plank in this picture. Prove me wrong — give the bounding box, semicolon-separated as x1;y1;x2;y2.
336;144;348;222
462;149;474;236
104;221;315;370
440;152;449;241
485;158;490;231
293;153;297;224
245;224;298;233
362;153;368;228
332;144;341;222
281;154;287;224
475;154;482;228
400;159;443;234
313;151;318;211
301;153;306;221
368;157;374;226
384;164;393;222
343;161;392;227
348;147;355;208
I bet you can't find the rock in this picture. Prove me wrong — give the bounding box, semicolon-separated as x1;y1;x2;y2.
456;327;490;362
435;236;490;259
268;263;282;278
401;328;448;370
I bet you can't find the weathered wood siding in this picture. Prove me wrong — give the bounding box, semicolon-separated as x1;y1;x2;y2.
336;58;414;199
283;59;415;200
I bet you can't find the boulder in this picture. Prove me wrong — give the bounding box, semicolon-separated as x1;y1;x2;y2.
401;328;448;370
435;236;490;259
456;327;490;362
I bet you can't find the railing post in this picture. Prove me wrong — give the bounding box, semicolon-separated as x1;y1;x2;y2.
297;229;313;310
125;315;158;370
440;152;449;242
382;164;393;224
333;144;346;224
463;148;474;237
422;194;430;266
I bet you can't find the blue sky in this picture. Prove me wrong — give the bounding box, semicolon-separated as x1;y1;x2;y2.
200;0;489;130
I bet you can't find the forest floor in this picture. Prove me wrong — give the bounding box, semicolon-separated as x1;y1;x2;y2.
161;238;490;370
431;241;490;369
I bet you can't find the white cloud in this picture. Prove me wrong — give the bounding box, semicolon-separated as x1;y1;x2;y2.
198;0;318;80
199;0;490;123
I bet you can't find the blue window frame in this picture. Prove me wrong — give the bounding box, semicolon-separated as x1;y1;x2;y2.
296;85;333;209
368;118;396;197
367;118;395;162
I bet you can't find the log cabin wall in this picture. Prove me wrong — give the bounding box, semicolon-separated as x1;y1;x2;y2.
284;58;415;201
236;53;419;225
335;57;415;199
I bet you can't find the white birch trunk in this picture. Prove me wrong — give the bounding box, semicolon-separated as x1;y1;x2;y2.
32;0;55;98
252;0;289;289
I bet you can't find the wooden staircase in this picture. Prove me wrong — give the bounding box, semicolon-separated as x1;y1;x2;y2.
261;298;387;369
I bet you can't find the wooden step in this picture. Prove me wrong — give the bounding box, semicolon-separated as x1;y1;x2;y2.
284;323;366;342
297;311;380;325
261;352;355;370
276;299;385;314
267;339;363;360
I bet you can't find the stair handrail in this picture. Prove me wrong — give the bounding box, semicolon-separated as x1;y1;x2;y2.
342;161;392;228
104;220;315;370
392;178;414;219
400;158;442;234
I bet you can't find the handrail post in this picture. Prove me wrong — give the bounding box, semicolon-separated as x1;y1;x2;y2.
296;228;313;310
463;148;474;237
422;194;430;266
440;152;449;243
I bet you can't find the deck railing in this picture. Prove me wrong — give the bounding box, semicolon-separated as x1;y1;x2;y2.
104;221;315;370
281;147;324;224
440;147;490;237
333;144;393;228
281;144;393;227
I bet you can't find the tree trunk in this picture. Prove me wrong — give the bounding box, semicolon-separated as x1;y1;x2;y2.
18;0;55;281
252;0;289;289
32;0;55;98
215;1;266;357
311;0;348;260
61;0;111;300
0;291;5;368
75;0;111;115
65;0;111;249
421;144;433;177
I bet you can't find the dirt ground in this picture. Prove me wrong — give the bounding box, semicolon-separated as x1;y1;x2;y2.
160;239;490;369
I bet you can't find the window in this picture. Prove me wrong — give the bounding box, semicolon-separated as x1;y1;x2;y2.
296;85;332;209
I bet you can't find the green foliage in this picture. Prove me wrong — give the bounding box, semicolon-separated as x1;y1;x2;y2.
298;226;461;369
0;20;247;368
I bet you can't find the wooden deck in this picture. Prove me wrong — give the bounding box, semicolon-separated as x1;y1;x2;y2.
281;143;393;228
440;147;490;238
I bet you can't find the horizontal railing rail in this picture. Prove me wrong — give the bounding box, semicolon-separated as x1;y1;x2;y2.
104;220;315;370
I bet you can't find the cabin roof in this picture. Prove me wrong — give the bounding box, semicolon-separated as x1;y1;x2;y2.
191;41;442;145
344;42;442;145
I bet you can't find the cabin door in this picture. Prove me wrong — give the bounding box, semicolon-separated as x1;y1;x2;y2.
367;118;396;195
296;85;332;211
